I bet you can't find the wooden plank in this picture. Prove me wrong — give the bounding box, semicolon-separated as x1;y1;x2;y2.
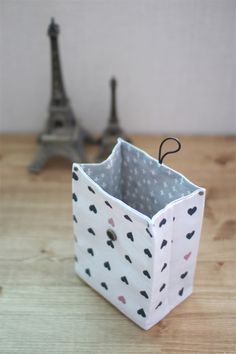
0;134;236;354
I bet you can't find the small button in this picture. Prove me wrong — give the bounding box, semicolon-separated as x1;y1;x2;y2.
106;229;117;241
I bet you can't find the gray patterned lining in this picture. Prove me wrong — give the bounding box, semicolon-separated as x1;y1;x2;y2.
81;139;198;218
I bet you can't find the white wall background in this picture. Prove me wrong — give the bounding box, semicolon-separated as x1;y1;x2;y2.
0;0;235;134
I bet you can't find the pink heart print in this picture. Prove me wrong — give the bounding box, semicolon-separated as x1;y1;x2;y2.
184;251;192;261
118;296;126;304
108;217;115;227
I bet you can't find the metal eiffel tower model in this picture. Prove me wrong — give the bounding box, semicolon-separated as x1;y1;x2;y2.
96;77;131;161
29;18;90;173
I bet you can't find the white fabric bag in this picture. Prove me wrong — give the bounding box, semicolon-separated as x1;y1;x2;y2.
72;138;205;330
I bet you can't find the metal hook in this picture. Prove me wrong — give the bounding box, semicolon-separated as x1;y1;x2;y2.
158;137;181;164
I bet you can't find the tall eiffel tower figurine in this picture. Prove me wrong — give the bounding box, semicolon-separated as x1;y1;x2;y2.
29;18;90;173
96;77;131;161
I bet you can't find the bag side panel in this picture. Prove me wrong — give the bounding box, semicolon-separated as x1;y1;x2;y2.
168;189;206;310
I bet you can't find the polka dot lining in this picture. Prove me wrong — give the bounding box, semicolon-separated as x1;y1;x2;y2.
81;139;197;218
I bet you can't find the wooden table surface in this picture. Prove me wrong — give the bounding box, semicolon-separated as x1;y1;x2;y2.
0;135;236;354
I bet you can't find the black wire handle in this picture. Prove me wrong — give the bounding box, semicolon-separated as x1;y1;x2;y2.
158;137;181;164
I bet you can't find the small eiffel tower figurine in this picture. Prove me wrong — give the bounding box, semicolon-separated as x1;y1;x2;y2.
96;77;131;161
29;18;90;173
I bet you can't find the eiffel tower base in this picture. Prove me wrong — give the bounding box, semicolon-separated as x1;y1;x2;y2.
29;139;86;173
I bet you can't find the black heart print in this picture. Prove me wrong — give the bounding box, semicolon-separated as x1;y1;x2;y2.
85;268;91;277
72;193;77;202
146;228;153;238
144;249;152;258
89;205;97;213
180;272;188;279
73;166;78;172
140;291;149;299
160;239;167;249
88;228;95;235
125;255;132;264
179;287;184;296
73;215;78;223
104;261;111;271
105;200;112;208
159;218;167;227
107;240;114;248
161;263;167;272
186;230;195;239
72;172;79;181
143;270;151;279
124;214;133;222
87;248;94;256
159;283;166;292
74;255;78;262
155;301;162;309
88;186;95;194
127;232;134;242
188;207;197;215
137;308;146;318
121;276;129;285
101;282;108;290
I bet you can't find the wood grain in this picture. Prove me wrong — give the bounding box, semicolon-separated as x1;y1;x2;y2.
0;135;236;354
